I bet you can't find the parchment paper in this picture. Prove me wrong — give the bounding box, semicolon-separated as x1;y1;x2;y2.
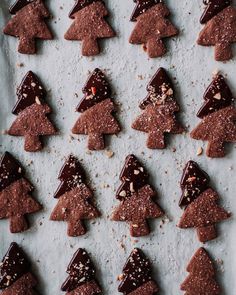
0;1;236;294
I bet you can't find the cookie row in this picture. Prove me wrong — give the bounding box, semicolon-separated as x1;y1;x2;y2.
5;68;236;158
0;243;222;295
3;0;236;61
0;152;231;243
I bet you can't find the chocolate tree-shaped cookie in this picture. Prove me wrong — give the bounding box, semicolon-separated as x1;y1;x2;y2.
0;243;38;294
197;0;236;61
3;0;53;54
181;248;221;295
64;0;116;56
72;68;121;150
8;71;57;152
132;68;184;149
61;248;101;295
118;248;158;295
50;155;100;237
112;154;164;237
190;74;236;158
0;152;41;233
129;1;178;58
178;160;231;242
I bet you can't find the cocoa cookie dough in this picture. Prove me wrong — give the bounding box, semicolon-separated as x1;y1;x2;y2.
50;155;100;237
3;0;53;54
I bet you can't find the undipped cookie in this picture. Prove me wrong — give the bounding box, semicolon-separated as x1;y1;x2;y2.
197;0;236;61
0;242;38;295
129;1;179;58
50;155;100;237
190;73;236;158
72;68;121;150
0;152;42;233
132;68;184;149
61;248;101;295
65;0;116;56
8;71;57;152
112;154;164;237
118;248;159;295
3;0;53;54
181;248;221;295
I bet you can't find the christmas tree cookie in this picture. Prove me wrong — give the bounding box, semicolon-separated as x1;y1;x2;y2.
72;68;121;150
0;152;41;233
50;155;100;237
132;68;184;149
65;0;116;56
3;0;53;54
181;248;221;294
198;0;236;61
112;154;164;237
191;73;236;158
61;248;101;294
118;248;158;295
0;242;38;294
8;71;57;152
178;160;231;242
129;0;179;58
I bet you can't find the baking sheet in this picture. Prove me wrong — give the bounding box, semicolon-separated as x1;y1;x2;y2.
0;0;236;294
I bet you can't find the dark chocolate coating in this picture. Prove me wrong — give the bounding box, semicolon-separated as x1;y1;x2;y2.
179;160;210;207
9;0;35;14
130;0;162;21
116;154;149;200
61;248;96;292
54;155;86;198
197;74;234;118
139;67;174;110
76;68;112;113
0;152;24;192
200;0;231;24
118;248;152;294
0;243;30;289
69;0;102;18
12;71;45;115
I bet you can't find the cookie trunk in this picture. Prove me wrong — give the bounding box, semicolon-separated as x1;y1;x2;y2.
82;37;99;56
215;42;232;61
206;139;225;158
146;38;166;58
88;133;105;150
67;219;86;236
24;134;42;152
130;220;150;237
18;36;36;54
10;215;28;233
147;130;165;149
197;225;217;242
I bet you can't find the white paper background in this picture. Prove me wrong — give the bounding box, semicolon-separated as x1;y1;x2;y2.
0;0;236;294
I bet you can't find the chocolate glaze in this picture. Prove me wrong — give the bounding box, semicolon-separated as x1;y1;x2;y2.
12;71;45;115
0;243;30;289
116;155;149;200
9;0;35;14
118;248;152;294
179;161;210;207
76;68;111;113
61;248;96;292
197;74;234;118
0;152;24;192
139;68;175;110
54;155;86;198
200;0;231;24
69;0;102;18
130;0;162;21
